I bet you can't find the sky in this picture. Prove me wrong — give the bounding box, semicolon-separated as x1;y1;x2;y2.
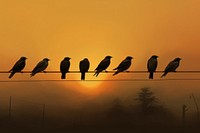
0;0;200;113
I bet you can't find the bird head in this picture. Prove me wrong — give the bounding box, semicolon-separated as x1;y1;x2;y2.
64;57;71;60
43;58;50;61
174;57;181;61
83;58;89;61
105;56;112;59
20;56;27;60
151;55;158;59
126;56;133;60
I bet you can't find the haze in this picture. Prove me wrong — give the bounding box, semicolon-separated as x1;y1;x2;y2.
0;0;200;126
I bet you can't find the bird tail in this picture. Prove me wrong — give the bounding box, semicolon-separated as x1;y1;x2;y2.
93;71;99;77
61;72;66;79
113;67;117;70
161;72;167;78
113;71;119;76
149;72;154;79
30;72;35;77
9;72;15;78
81;72;85;80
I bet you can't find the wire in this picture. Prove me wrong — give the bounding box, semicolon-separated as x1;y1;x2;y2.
1;70;200;73
0;70;199;82
0;79;200;82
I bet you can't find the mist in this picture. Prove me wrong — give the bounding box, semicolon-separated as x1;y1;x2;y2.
0;81;200;133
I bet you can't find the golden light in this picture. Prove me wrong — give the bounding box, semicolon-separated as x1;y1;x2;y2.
77;74;107;88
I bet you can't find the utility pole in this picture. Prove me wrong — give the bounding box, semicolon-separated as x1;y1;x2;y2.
42;104;45;123
182;104;188;126
8;96;12;120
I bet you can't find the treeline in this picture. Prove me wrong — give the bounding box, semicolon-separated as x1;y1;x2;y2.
0;88;199;133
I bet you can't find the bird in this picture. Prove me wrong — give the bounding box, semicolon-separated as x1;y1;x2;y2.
147;55;158;79
79;58;90;80
94;56;112;77
8;56;27;78
30;58;50;77
60;57;71;79
113;56;133;76
161;57;181;78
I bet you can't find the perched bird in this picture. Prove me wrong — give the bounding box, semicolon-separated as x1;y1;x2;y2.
79;58;90;80
94;56;112;77
147;55;158;79
8;56;27;78
113;56;133;76
161;57;181;78
31;58;50;77
60;57;71;79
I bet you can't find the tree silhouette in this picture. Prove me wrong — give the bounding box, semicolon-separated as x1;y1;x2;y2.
134;87;175;126
135;87;157;114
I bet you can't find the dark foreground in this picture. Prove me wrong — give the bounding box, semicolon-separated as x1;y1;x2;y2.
0;121;200;133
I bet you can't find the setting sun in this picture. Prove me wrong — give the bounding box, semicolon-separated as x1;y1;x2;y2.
1;0;200;132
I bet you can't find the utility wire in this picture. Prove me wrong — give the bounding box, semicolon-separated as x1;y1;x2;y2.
1;70;200;73
0;79;200;82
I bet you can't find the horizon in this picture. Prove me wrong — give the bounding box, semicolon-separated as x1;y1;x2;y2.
0;0;200;132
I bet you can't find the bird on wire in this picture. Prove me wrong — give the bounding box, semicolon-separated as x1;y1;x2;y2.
31;58;50;77
8;56;27;78
94;56;112;77
147;55;158;79
60;57;71;79
161;57;181;78
113;56;133;76
79;58;90;80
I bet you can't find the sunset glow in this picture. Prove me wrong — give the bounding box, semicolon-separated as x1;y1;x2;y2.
0;1;200;131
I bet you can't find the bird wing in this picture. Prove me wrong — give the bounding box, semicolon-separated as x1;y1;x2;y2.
164;61;179;72
32;60;48;73
95;58;110;70
115;59;131;71
10;60;25;72
147;58;157;72
80;60;89;72
60;60;70;72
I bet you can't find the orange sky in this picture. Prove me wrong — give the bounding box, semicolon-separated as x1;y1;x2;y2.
0;0;200;112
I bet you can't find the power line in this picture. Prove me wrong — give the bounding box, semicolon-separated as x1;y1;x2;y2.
0;79;200;82
1;70;200;73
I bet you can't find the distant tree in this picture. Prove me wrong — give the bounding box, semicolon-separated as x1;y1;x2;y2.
134;87;175;125
135;87;157;114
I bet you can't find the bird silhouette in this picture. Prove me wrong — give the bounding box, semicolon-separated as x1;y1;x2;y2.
113;56;133;76
94;56;112;77
147;55;158;79
79;58;90;80
31;58;50;77
9;56;27;78
60;57;71;79
161;57;181;78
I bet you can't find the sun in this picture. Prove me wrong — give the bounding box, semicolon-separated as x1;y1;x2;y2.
77;74;107;88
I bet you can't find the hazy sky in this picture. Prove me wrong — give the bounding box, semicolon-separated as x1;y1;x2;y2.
0;0;200;113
